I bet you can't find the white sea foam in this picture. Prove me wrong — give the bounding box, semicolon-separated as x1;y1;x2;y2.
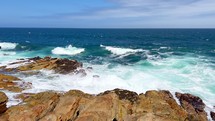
100;45;144;55
0;42;18;50
51;45;84;55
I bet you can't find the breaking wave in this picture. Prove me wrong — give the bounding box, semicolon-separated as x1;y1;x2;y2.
100;45;144;55
52;45;85;56
0;42;18;50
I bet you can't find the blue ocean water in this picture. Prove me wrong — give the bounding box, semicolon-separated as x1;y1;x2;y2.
0;28;215;112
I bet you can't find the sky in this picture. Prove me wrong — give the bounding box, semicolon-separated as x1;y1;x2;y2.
0;0;215;28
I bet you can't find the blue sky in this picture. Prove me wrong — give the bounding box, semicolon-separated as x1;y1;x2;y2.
0;0;215;28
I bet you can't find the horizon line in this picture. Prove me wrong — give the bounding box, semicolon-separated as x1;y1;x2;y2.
0;27;215;29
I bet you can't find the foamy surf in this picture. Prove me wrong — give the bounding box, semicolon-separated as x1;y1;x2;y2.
51;45;85;55
100;45;144;55
0;42;18;50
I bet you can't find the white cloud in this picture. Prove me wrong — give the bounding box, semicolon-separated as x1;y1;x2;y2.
30;0;215;27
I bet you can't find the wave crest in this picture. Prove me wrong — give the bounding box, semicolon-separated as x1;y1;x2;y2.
100;45;144;55
52;45;85;55
0;42;18;50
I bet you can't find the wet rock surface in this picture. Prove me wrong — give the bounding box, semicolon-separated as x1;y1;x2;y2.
0;92;8;114
176;92;207;121
0;74;31;92
0;89;209;121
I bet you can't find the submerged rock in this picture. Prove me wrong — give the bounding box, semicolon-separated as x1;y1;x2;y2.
0;92;8;114
0;89;208;121
176;92;207;121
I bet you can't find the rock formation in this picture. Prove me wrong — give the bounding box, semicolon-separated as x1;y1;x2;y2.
0;56;83;74
0;89;209;121
0;74;31;92
0;57;212;120
175;92;207;121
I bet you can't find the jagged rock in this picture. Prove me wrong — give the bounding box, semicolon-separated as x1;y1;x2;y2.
133;90;188;121
211;111;215;121
176;92;207;121
0;74;31;92
0;92;8;114
0;56;83;74
0;89;208;121
1;91;60;121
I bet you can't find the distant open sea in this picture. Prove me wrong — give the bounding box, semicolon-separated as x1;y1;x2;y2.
0;28;215;112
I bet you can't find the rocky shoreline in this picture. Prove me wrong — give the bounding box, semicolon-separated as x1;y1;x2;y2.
0;57;214;121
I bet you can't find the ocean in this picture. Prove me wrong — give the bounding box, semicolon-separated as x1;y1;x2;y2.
0;28;215;112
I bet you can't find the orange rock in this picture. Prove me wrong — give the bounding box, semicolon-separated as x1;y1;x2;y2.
0;89;208;121
1;56;83;74
0;92;8;114
0;74;31;92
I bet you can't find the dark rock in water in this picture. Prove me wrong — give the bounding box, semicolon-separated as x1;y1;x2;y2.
93;75;99;78
74;69;87;77
0;92;8;114
211;112;215;121
176;92;207;121
55;58;83;74
0;46;1;49
87;67;93;70
29;56;42;61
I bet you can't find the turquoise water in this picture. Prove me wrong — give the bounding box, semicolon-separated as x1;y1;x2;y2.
0;29;215;113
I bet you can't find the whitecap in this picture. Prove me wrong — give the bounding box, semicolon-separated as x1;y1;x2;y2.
159;46;171;50
51;45;84;56
0;42;18;50
100;45;144;55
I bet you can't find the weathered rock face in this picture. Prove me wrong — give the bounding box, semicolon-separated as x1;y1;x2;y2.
0;89;208;121
1;91;60;121
0;74;31;92
0;56;83;74
176;92;207;121
0;92;8;114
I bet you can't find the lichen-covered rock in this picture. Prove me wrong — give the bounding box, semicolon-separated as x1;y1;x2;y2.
0;92;8;114
100;88;139;104
0;74;31;92
176;92;207;121
0;56;83;74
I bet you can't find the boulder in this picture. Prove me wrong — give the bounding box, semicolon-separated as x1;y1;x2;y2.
0;92;8;114
176;92;207;121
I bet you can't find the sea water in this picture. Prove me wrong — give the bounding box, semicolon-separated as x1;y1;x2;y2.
0;28;215;114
